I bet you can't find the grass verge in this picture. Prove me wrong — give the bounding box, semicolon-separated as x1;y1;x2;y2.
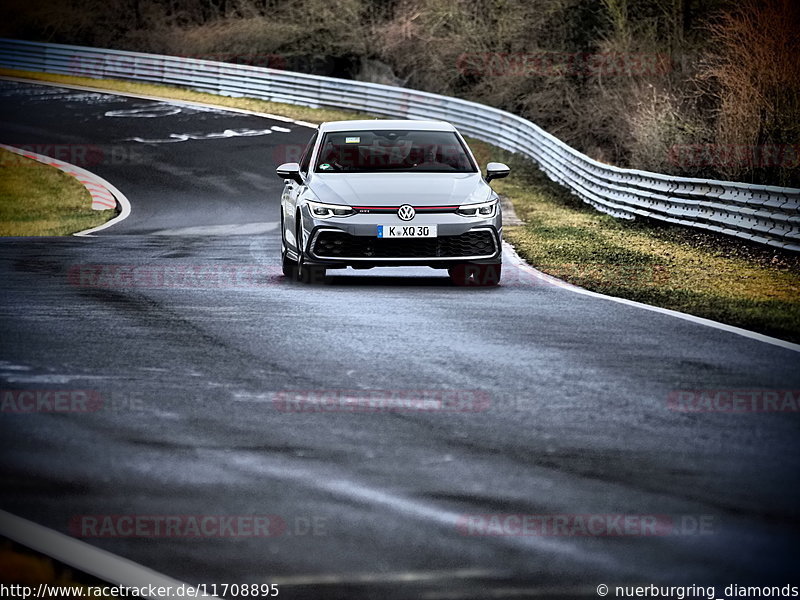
3;68;798;342
467;139;800;344
1;537;115;595
0;148;112;235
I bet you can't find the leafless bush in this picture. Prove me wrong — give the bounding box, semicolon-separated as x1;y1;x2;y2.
700;0;800;184
3;0;795;185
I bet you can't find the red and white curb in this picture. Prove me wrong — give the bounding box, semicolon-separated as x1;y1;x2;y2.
1;143;115;209
0;142;131;236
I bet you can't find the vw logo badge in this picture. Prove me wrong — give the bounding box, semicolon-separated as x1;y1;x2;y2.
397;204;415;221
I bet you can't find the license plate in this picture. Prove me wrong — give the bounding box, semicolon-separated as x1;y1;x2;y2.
377;225;437;238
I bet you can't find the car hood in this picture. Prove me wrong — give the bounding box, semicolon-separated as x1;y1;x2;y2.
308;172;491;207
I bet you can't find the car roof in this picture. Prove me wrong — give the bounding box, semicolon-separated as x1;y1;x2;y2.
318;119;457;133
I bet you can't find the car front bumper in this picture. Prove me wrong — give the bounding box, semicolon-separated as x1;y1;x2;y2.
300;208;502;268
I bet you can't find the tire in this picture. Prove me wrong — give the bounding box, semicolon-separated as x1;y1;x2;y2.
298;263;327;284
448;263;501;287
295;217;326;284
280;215;296;279
281;251;295;279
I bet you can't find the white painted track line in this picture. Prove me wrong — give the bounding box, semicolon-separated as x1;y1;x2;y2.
503;242;800;353
0;509;210;597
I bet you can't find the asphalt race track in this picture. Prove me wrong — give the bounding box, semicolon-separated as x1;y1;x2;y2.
1;80;799;599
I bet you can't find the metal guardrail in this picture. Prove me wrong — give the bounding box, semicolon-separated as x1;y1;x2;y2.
1;38;798;251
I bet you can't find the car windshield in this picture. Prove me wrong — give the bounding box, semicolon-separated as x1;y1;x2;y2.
314;130;477;173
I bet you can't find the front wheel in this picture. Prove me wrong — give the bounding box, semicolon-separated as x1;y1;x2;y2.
281;250;295;279
280;212;296;279
297;263;327;284
295;218;327;284
448;263;501;287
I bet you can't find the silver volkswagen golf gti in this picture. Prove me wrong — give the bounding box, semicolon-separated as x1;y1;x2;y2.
276;119;510;285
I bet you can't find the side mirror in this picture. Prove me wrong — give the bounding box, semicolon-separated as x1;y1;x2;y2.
486;162;510;183
276;162;304;185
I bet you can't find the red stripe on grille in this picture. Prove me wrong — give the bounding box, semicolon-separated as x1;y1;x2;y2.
353;206;459;210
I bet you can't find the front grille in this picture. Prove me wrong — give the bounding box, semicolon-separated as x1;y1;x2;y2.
353;206;459;215
311;229;498;260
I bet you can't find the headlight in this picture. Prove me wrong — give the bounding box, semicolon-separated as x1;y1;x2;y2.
456;198;497;218
307;200;356;219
